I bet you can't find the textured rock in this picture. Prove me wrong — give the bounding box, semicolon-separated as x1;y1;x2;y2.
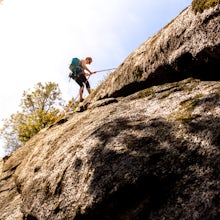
0;4;220;220
84;4;220;104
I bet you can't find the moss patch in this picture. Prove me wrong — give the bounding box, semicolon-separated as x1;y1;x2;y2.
192;0;220;13
172;94;203;122
137;87;155;99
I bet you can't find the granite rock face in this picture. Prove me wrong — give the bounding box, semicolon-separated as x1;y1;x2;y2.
0;4;220;220
84;4;220;104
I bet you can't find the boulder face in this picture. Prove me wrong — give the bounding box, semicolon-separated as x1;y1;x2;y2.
84;4;220;104
0;4;220;220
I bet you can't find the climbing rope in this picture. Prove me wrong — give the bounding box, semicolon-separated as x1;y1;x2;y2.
94;67;116;73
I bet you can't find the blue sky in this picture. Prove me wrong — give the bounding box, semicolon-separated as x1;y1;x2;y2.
0;0;192;158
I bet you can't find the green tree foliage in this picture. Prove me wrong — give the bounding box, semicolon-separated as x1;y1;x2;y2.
0;82;64;154
192;0;220;13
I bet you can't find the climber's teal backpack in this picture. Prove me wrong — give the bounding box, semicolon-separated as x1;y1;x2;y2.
69;58;83;79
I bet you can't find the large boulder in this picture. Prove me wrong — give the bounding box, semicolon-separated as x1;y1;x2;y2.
84;4;220;104
0;3;220;220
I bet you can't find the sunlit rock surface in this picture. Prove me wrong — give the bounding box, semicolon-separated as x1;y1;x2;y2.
0;4;220;220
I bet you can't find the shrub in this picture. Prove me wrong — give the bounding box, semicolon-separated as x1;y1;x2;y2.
192;0;220;13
